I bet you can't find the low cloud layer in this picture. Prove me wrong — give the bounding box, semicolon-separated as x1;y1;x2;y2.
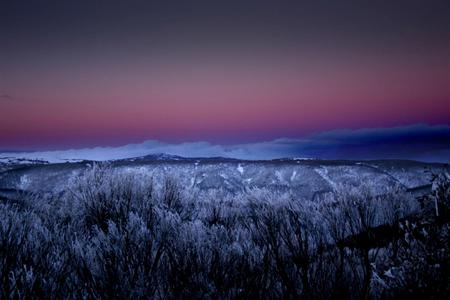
1;124;449;163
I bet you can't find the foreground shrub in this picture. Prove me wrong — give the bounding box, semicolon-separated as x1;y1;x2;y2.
0;164;447;299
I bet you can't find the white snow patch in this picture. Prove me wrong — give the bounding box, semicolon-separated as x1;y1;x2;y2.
0;157;49;165
237;164;244;175
384;269;395;279
19;175;31;189
275;171;283;182
315;167;337;190
290;170;297;181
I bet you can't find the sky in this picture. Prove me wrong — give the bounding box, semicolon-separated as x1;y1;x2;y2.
1;1;450;158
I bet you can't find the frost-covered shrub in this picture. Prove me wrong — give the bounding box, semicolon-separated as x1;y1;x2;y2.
0;204;72;299
430;172;450;220
0;164;447;299
68;164;155;231
378;185;420;226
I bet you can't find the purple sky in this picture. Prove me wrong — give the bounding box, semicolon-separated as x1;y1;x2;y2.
1;1;449;152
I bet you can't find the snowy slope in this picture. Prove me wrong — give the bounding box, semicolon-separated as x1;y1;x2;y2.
0;157;447;200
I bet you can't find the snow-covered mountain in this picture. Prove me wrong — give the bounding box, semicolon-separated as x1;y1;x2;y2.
0;155;447;201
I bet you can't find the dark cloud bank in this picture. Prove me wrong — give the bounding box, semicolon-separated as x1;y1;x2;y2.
2;124;449;163
218;124;450;162
280;124;450;162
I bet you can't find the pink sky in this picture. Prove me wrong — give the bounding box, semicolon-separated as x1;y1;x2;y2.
1;1;450;150
1;47;449;149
